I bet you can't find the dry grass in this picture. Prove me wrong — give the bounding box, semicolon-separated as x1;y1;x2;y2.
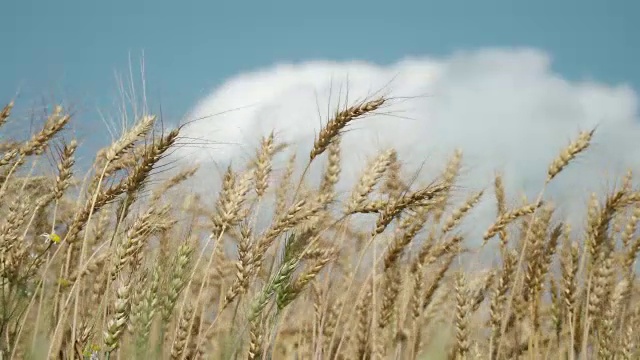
0;96;639;360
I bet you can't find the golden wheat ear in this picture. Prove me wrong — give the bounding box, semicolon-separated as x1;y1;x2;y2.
310;96;386;162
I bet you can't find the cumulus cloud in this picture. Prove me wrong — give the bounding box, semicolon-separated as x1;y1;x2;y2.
170;47;639;249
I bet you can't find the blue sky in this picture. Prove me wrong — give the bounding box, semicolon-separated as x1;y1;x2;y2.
2;0;638;157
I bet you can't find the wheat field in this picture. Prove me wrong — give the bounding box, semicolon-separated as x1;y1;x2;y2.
0;95;638;360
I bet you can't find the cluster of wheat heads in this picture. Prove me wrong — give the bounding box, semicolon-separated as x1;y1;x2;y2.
0;97;639;360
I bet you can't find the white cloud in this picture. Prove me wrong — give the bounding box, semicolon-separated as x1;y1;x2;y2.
169;47;640;251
